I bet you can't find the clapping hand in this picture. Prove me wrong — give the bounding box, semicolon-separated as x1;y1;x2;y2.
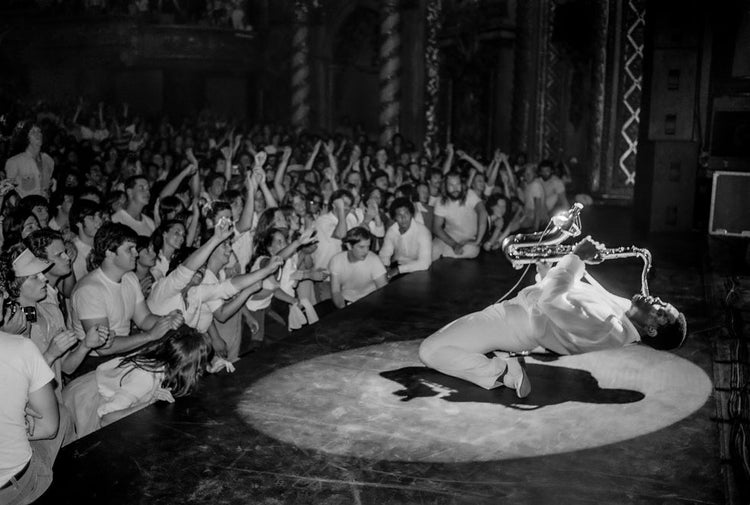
84;324;110;350
254;151;267;169
46;330;78;360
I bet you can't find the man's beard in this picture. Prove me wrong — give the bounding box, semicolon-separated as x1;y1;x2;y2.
448;189;465;202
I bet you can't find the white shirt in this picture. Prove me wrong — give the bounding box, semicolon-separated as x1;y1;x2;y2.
72;236;92;282
71;269;144;338
111;209;156;237
514;254;640;354
328;251;386;303
0;334;54;486
433;189;482;242
379;219;432;273
312;212;346;270
4;151;54;198
541;175;568;213
148;266;239;332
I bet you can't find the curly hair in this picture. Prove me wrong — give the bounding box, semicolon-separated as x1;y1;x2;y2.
2;209;40;251
117;325;213;398
0;243;32;300
87;222;138;271
10;121;36;155
24;228;64;260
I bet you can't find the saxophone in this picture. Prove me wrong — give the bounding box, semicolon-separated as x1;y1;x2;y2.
501;203;652;296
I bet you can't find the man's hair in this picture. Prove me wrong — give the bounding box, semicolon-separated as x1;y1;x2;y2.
389;197;414;219
88;222;138;271
441;170;467;205
327;189;354;212
24;229;64;259
538;159;554;170
206;201;232;223
641;312;688;351
19;195;49;215
370;170;388;183
343;226;372;246
124;175;148;191
204;172;225;191
11;121;36;155
69;199;101;235
49;187;79;213
79;186;103;203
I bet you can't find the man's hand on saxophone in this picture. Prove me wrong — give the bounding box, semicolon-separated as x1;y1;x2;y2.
572;236;606;264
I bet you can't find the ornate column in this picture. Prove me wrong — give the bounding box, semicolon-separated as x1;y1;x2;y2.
291;1;311;131
538;0;561;160
510;0;537;157
379;0;401;146
614;0;646;192
588;0;610;192
423;0;442;157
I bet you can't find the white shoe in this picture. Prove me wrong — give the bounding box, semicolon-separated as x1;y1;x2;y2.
502;357;531;398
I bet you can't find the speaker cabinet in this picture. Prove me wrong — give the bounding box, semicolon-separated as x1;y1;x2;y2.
647;49;698;141
635;141;699;232
709;171;750;237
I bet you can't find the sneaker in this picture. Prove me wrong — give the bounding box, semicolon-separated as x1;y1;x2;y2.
502;357;531;398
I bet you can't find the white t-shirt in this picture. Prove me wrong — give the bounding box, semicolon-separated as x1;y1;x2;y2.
4;151;54;198
111;209;156;237
541;175;567;213
0;334;54;486
379;219;432;273
328;251;386;303
524;178;546;213
312;212;346;270
433;189;482;242
148;265;239;332
71;269;144;338
72;236;93;282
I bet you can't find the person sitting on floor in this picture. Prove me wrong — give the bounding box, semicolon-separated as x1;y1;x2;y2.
431;171;487;260
379;197;432;280
329;226;387;309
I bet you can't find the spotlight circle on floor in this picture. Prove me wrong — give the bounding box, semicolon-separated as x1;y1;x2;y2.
237;340;711;462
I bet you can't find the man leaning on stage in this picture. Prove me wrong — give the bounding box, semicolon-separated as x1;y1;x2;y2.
70;223;184;368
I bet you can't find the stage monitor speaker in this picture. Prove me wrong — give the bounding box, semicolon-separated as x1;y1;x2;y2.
636;141;699;232
709;171;750;237
647;49;698;141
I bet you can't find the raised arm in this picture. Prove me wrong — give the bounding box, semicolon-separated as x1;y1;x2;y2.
253;151;277;208
304;140;322;173
442;143;455;175
273;146;292;203
236;171;258;233
159;162;197;200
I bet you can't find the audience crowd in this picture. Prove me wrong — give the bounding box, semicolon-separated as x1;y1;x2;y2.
0;96;575;504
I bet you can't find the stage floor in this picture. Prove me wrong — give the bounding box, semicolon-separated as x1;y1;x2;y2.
38;205;722;505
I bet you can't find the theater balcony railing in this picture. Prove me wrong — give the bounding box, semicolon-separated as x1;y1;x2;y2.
3;16;260;71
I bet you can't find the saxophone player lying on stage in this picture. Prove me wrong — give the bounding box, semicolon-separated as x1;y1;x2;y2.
418;236;687;398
